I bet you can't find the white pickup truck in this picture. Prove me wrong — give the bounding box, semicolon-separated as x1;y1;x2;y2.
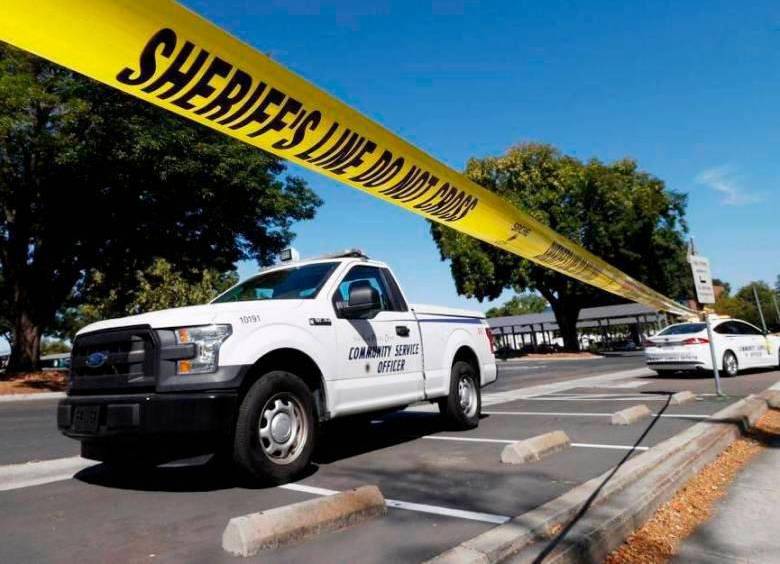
58;250;496;482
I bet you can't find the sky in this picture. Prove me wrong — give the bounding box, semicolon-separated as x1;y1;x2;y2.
4;1;778;356
175;0;779;311
174;0;779;311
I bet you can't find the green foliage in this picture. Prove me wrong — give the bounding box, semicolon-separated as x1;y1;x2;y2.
57;259;239;338
712;278;731;296
0;44;321;368
40;338;70;356
485;294;548;318
715;281;778;330
431;143;690;350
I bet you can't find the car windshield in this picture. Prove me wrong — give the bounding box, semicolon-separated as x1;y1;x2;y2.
658;323;706;335
212;262;338;303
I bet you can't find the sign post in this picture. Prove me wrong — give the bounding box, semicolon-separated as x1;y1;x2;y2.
688;253;722;396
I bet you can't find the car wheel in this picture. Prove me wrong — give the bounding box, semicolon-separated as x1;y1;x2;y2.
233;371;316;484
438;361;480;430
722;351;739;378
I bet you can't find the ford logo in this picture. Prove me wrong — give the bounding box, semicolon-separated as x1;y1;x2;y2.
85;351;109;368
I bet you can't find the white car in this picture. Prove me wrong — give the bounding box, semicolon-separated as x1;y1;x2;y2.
57;250;496;482
645;318;780;377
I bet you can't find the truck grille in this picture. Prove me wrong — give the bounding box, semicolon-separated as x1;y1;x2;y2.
70;326;158;393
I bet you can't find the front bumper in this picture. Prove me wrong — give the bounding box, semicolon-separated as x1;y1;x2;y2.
57;391;237;439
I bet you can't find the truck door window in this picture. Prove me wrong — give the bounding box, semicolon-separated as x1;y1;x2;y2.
335;265;392;312
381;268;408;311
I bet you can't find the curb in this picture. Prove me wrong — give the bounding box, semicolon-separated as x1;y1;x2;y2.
428;385;775;563
222;485;386;557
610;405;652;425
501;431;571;464
0;391;66;403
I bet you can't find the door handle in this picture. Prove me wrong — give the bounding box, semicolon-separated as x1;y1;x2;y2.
396;325;410;337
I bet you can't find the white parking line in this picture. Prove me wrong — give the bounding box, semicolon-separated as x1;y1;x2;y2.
280;483;511;524
383;499;510;524
520;396;673;402
422;435;649;451
484;410;711;420
0;457;511;525
0;456;96;492
479;367;654;407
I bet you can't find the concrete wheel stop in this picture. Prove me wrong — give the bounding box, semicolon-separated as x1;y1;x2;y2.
222;485;386;557
500;431;571;464
611;405;652;425
670;390;696;405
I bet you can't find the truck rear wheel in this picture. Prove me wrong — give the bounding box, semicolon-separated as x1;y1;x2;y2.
233;371;316;484
438;361;480;430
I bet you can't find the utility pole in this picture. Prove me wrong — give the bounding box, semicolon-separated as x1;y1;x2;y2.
773;292;780;325
753;285;768;334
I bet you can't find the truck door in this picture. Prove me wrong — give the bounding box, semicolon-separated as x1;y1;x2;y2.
330;264;424;415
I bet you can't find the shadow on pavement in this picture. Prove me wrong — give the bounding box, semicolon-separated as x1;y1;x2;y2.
72;410;465;493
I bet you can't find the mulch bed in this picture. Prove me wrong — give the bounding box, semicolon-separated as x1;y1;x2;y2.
0;371;68;394
605;408;780;563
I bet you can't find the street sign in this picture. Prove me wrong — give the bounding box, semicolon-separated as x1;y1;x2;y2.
688;255;715;304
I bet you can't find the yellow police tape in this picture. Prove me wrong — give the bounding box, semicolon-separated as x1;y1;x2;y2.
0;0;693;316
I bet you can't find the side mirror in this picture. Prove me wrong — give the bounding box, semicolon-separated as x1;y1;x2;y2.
339;282;381;318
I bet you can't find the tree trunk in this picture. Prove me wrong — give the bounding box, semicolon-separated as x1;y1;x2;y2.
8;308;42;372
550;303;581;352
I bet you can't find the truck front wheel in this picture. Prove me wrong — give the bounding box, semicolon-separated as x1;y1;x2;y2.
438;361;481;430
233;371;316;484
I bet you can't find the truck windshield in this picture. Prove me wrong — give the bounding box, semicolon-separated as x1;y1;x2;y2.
212;262;338;302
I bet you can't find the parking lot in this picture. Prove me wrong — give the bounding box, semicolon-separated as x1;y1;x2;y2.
1;355;778;563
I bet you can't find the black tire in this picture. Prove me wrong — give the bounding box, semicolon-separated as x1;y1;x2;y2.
722;351;739;378
653;370;673;377
233;371;316;484
438;361;481;430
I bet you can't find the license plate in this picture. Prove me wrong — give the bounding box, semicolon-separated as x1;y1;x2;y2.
73;406;100;433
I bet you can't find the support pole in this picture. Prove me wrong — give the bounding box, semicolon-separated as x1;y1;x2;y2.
705;312;723;397
753;286;768;334
773;293;780;325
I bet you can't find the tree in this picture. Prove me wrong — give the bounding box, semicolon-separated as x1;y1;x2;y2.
56;259;239;338
0;44;321;370
734;281;776;328
485;294;547;318
712;278;731;296
431;143;690;350
40;338;70;356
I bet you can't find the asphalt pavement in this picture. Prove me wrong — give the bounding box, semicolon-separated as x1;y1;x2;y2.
1;355;778;563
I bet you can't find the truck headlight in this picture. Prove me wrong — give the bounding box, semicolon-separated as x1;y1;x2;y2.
174;324;231;375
